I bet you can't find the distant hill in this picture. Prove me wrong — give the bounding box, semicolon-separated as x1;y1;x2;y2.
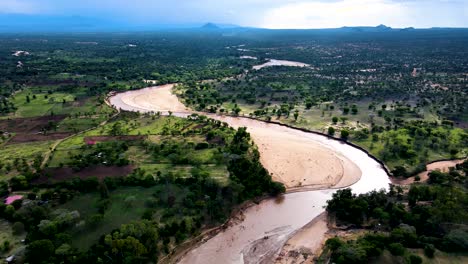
200;23;242;30
339;24;393;32
0;15;466;33
201;23;220;30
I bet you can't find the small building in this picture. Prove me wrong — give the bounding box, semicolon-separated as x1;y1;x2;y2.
4;195;23;205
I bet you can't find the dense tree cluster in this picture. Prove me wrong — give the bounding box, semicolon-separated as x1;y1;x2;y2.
325;160;468;263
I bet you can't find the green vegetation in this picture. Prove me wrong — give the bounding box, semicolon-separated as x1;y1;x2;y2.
323;160;468;264
0;113;284;263
0;30;467;263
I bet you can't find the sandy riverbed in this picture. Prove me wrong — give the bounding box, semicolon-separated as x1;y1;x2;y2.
392;158;466;185
109;85;361;189
275;212;328;263
109;84;190;114
253;59;310;70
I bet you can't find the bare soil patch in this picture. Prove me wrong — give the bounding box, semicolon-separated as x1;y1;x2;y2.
34;165;134;184
0;115;67;133
8;132;74;144
83;135;146;144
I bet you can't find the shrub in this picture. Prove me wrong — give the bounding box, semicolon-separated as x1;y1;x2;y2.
12;222;25;235
388;242;405;256
333;244;367;264
340;130;350;140
442;229;468;252
195;142;209;150
326;237;344;250
26;239;55;262
424;244;435;258
409;254;422;264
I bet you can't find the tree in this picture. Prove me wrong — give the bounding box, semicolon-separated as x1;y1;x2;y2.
26;239;55;263
293;110;299;121
341;130;350;140
409;255;422;264
424;244;435;258
388;243;405;256
332;116;338;124
328;127;336;136
55;243;72;257
12;222;25;235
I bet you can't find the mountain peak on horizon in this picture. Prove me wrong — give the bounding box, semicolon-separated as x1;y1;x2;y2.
201;23;220;29
376;24;391;29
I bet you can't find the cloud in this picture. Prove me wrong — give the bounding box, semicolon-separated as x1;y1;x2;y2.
259;0;468;29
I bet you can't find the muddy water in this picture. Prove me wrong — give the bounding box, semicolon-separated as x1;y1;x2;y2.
179;118;389;264
108;86;390;264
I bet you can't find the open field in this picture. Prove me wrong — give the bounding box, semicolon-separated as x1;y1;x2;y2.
0;141;53;178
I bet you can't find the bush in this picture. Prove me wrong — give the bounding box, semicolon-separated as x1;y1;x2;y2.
326;237;344;250
409;254;422;264
26;239;55;262
392;166;408;177
388;243;405;256
12;222;25;235
442;229;468;252
88;214;104;227
269;181;286;196
424;244;435;258
2;240;10;252
340;130;350;140
195;142;209;150
328;127;336;136
333;244;367;264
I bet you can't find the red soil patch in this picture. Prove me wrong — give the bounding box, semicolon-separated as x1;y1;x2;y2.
34;165;135;184
0;115;67;133
83;135;146;145
8;132;74;144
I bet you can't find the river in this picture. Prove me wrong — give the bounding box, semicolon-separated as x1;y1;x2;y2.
108;82;390;263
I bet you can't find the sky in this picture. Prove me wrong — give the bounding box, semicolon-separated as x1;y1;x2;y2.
0;0;467;29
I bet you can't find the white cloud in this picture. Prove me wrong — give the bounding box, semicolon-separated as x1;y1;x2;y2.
260;0;412;29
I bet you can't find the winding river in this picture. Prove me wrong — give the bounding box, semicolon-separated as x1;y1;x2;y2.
109;83;390;263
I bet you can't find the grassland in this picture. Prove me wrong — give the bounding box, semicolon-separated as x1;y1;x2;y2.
0;220;26;259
